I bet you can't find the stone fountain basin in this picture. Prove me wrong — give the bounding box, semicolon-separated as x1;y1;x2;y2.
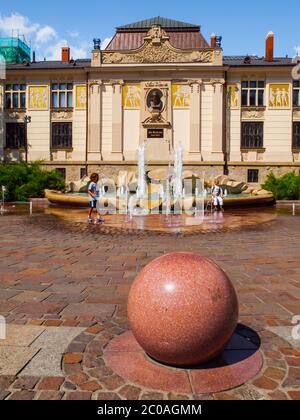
45;190;274;209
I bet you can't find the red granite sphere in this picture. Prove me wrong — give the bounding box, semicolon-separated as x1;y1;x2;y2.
128;253;239;367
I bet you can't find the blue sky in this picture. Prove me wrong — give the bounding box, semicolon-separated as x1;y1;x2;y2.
0;0;299;60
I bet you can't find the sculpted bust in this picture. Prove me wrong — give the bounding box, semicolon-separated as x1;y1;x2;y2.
147;89;163;112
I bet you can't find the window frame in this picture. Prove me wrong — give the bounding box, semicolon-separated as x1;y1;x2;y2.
247;169;259;183
5;122;26;149
293;81;300;107
241;80;265;108
80;168;87;179
293;122;300;149
4;84;26;110
51;82;73;109
241;122;264;150
51;122;73;150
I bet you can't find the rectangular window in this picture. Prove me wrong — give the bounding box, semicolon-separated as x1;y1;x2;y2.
241;122;264;149
293;81;300;107
248;169;259;183
51;122;72;149
5;123;26;149
51;83;73;109
293;122;300;149
5;84;26;109
56;168;66;180
241;80;265;107
80;168;87;179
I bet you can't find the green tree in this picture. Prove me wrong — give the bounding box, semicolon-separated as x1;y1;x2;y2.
0;161;65;202
262;172;300;200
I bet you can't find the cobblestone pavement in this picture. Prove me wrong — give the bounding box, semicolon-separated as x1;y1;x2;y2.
0;211;300;400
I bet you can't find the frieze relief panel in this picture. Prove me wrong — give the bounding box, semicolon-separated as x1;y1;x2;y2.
269;84;291;109
227;84;239;109
6;111;26;120
242;109;265;120
29;86;49;110
75;85;87;109
51;111;73;120
122;85;141;109
172;84;191;108
100;26;220;65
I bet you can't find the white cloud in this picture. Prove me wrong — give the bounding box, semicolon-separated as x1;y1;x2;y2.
68;31;79;38
101;37;113;50
0;13;39;39
0;12;89;61
43;40;69;60
43;39;89;61
36;26;57;44
295;46;300;56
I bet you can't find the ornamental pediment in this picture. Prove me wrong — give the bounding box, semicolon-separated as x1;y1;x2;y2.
95;25;222;66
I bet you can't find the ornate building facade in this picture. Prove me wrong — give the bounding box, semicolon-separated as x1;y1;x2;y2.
1;17;300;184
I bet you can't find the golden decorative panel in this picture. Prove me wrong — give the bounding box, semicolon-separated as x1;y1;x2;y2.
29;86;48;110
102;27;215;65
227;84;239;109
75;85;87;109
172;85;191;108
269;84;290;109
122;85;141;109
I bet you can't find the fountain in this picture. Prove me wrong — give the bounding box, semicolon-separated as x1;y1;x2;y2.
45;141;275;216
173;143;184;199
136;143;146;199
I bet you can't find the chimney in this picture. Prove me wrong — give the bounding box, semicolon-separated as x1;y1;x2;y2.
266;32;274;62
32;51;36;63
211;33;216;48
62;47;70;63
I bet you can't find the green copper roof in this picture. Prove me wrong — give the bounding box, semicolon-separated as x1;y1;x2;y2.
117;16;200;31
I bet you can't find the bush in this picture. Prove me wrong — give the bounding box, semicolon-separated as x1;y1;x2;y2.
0;161;65;202
262;172;300;200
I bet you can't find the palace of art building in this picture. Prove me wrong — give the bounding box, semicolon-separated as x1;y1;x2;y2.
1;17;300;184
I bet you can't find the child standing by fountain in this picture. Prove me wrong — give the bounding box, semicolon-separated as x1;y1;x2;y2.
88;173;104;225
211;180;224;212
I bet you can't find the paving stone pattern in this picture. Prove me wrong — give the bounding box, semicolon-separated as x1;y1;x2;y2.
0;213;300;400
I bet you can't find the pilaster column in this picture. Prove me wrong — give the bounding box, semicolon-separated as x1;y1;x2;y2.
189;80;202;158
211;80;225;162
111;80;124;159
0;82;4;160
88;81;102;159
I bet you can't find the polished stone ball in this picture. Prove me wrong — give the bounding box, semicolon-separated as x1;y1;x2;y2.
128;252;239;367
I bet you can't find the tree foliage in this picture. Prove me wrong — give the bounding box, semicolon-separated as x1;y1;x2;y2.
0;161;65;202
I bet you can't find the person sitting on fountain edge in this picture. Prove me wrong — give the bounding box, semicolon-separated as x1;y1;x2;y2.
88;173;104;225
211;179;224;212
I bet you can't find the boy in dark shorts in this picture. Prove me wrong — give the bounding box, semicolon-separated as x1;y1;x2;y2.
88;173;104;224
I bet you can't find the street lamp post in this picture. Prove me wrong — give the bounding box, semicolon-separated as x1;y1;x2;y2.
23;115;31;163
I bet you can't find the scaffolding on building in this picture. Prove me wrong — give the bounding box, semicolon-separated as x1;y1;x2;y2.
0;31;31;64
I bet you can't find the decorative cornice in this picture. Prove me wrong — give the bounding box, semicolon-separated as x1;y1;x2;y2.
110;80;125;86
144;81;169;89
